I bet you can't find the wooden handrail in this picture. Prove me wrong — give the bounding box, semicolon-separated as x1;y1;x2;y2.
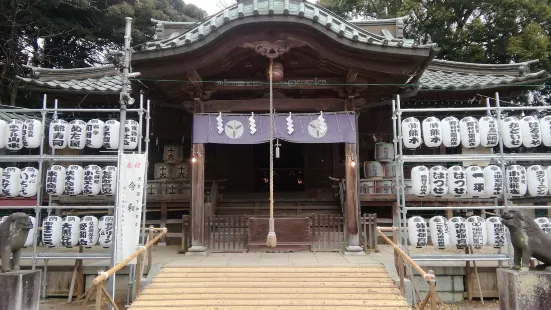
377;227;431;281
93;227;167;285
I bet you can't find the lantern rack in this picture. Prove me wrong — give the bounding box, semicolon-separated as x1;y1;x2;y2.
392;92;551;262
0;93;151;273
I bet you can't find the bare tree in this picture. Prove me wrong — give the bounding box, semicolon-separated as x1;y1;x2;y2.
217;0;237;10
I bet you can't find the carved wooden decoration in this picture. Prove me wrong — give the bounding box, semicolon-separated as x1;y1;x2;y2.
242;40;305;59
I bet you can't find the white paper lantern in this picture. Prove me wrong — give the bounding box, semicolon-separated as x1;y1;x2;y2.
364;161;384;179
98;216;114;248
83;165;102;196
65;165;84;195
173;163;190;180
42;216;63;247
506;165;527;197
540;116;551;147
103;120;120;149
384;162;399;178
101;166;117;195
23;216;36;247
124;119;139;150
441;116;461;147
429;166;448;197
154;163;173;180
45;165;66;195
0;119;7;148
486;217;506;248
61;216;80;248
521;116;541;148
22;119;42;148
448;217;468;249
535;218;551;236
19;167;38;197
80;216;99;248
527;165;548;197
466;166;485;197
411;166;430;196
459;117;480;148
163;145;184;163
49;119;69;149
374;143;394;161
422;117;442;148
479;116;499;148
1;167;20;197
401;117;422;149
6;119;24;150
429;216;451;249
500;117;522;148
377;180;393;194
483;165;503;198
408;216;428;248
68;120;86;150
86;119;105;148
448;166;467;197
467;216;487;249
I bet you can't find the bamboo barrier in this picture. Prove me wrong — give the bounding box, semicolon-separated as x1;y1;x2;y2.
377;227;444;310
78;226;167;310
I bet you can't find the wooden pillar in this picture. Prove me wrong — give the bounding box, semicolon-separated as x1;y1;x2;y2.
345;142;361;252
188;143;206;253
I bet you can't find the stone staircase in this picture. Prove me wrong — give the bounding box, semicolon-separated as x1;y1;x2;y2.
129;266;410;309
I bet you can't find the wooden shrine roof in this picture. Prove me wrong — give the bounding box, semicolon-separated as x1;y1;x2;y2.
17;60;547;95
137;0;433;58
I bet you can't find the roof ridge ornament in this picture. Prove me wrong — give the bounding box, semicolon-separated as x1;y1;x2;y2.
242;40;305;59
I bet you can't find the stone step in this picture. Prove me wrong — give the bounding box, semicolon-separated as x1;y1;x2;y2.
130;307;409;310
136;293;404;300
130;299;409;307
160;267;384;273
152;277;394;283
154;272;390;278
141;287;401;295
146;281;399;288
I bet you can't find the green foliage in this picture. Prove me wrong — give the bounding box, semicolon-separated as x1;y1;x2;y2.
0;0;207;105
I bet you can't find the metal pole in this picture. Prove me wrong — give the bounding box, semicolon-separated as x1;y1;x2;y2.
32;94;48;270
396;95;408;253
109;16;133;308
391;99;402;247
140;100;151;245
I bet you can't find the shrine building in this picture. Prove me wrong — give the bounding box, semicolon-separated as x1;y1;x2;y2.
15;0;548;253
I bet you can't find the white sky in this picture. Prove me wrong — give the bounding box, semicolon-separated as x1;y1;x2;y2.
185;0;317;16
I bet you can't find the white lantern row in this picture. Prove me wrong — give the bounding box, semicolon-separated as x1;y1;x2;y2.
410;164;551;198
42;215;113;248
46;119;139;150
409;216;506;249
1;167;38;197
402;115;551;149
45;165;117;196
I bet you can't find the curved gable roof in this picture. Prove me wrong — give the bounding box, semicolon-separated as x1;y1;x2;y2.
138;0;435;55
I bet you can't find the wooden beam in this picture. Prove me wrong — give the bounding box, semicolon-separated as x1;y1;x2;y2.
189;100;206;253
202;77;345;91
186;98;364;112
346;68;359;84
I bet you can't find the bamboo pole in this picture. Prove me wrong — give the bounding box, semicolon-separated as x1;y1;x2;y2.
469;245;485;305
377;228;432;281
429;270;437;309
93;227;167;285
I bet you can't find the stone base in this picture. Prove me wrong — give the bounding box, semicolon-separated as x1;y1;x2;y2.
497;268;551;310
0;270;41;310
185;246;207;256
344;245;364;254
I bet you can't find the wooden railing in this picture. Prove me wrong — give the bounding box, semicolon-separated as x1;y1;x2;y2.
377;227;443;310
311;214;345;252
360;213;378;252
78;226;167;310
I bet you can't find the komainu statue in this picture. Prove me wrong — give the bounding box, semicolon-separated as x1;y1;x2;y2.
0;213;33;272
501;209;551;272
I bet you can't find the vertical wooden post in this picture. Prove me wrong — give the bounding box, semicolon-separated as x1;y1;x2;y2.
465;246;472;301
160;202;167;244
344;97;361;253
428;270;437;310
147;225;153;273
189;142;206;253
135;252;143;299
95;283;103;310
398;256;405;296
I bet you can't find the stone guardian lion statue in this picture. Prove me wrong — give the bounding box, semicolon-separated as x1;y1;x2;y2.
501;209;551;272
0;212;34;272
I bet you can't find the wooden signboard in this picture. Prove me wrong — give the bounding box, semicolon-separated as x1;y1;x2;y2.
248;217;311;252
